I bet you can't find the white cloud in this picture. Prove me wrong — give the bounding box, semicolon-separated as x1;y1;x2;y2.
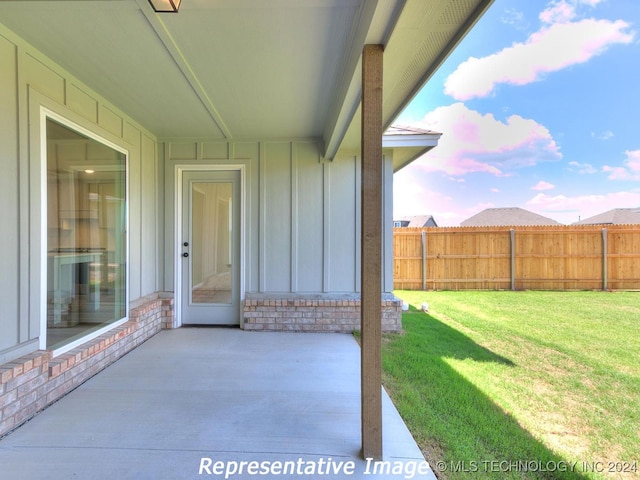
603;149;640;180
526;190;640;223
532;181;556;191
580;0;605;7
444;2;634;100
436;202;498;227
393;155;508;226
392;173;427;217
501;8;525;27
591;130;614;140
392;170;453;218
409;103;561;176
568;160;597;174
539;1;576;24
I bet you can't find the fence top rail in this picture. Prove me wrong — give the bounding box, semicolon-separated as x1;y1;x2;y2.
393;224;640;234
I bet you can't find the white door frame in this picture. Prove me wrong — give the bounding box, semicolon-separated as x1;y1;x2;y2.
174;164;245;327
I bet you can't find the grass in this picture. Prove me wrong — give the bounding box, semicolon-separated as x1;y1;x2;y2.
383;290;640;479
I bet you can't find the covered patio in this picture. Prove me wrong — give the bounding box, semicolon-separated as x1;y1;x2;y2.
0;328;435;479
0;0;493;466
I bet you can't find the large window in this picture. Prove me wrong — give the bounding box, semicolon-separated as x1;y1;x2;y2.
46;118;127;350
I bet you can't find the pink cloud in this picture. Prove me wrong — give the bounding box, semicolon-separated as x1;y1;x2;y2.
526;190;640;224
410;103;561;176
392;169;455;218
626;150;640;171
393;163;502;226
603;150;640;180
444;7;634;100
452;119;480;143
532;181;556;191
539;1;576;24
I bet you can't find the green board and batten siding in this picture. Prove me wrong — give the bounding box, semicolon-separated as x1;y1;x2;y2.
0;25;159;363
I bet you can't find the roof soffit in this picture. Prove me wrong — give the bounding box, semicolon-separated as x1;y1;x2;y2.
336;0;493;156
0;0;492;148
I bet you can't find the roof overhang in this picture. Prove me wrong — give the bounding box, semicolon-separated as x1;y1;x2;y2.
324;0;493;160
383;127;442;172
0;0;493;156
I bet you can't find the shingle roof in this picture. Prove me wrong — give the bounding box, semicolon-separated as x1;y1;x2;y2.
385;125;440;136
574;207;640;225
460;207;561;226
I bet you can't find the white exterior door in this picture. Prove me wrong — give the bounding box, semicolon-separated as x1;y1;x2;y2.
181;170;240;325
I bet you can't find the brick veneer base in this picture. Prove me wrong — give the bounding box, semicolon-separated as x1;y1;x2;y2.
1;291;402;438
0;293;174;438
242;293;402;333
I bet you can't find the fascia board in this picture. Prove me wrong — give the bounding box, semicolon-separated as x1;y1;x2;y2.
382;132;441;148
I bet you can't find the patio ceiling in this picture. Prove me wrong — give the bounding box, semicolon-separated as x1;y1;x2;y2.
0;0;491;157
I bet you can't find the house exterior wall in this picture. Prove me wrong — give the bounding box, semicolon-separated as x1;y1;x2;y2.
0;24;167;437
161;142;400;331
0;22;400;437
0;33;20;359
163;141;359;295
0;25;162;370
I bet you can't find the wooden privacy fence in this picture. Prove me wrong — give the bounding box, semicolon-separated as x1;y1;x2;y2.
393;225;640;291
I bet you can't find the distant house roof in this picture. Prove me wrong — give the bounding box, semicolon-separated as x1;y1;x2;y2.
460;207;561;226
394;215;438;228
574;207;640;225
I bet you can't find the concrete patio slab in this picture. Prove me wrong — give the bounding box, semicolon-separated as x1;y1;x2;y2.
0;328;436;480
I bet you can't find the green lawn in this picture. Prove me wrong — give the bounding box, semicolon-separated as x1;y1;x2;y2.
385;291;640;479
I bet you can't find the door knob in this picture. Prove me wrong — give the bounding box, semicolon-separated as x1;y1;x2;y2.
182;252;189;258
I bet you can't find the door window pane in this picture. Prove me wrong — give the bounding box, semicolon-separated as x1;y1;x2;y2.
46;119;127;350
191;182;232;304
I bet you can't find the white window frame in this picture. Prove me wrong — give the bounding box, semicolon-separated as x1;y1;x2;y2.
39;107;130;357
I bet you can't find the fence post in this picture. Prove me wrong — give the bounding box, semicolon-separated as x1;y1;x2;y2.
421;229;427;291
602;228;608;291
510;229;516;291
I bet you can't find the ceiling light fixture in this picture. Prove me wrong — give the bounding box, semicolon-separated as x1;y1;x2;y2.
147;0;181;13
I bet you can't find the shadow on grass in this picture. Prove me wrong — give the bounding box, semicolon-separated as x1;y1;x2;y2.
400;306;515;366
382;310;589;480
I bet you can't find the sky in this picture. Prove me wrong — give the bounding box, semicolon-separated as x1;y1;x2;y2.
393;0;640;226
